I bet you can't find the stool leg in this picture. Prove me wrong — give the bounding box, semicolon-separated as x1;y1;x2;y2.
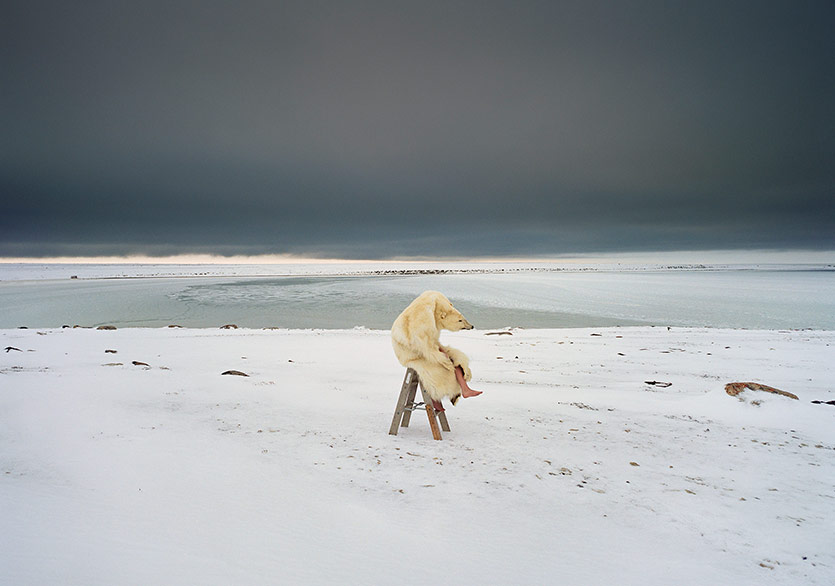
437;410;451;432
400;371;419;428
420;385;443;440
389;369;415;435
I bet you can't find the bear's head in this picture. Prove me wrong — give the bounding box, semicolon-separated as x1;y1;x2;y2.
434;294;474;332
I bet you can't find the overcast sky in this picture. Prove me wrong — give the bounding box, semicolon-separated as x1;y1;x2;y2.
2;1;833;259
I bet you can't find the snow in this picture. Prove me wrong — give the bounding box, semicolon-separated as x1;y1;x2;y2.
2;325;834;585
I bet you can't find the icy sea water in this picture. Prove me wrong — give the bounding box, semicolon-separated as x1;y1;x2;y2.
1;268;834;330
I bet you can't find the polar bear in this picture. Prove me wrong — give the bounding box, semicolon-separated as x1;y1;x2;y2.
391;291;482;410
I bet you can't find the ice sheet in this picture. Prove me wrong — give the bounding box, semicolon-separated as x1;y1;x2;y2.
2;266;834;329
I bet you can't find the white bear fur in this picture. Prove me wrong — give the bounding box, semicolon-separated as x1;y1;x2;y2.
391;291;473;405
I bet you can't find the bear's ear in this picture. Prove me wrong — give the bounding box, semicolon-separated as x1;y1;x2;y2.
433;296;448;321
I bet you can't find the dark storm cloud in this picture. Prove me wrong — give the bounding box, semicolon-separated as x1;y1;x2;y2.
2;1;833;258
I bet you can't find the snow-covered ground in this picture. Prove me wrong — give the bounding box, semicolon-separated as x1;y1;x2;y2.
2;325;833;585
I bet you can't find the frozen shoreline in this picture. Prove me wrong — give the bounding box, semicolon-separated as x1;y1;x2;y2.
3;266;835;330
2;325;834;585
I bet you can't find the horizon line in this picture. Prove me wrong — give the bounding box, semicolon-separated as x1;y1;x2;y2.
0;249;833;265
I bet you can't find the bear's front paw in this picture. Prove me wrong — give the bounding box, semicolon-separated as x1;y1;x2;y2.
461;365;472;380
435;352;455;369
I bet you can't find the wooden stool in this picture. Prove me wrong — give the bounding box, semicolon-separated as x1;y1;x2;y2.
389;368;451;440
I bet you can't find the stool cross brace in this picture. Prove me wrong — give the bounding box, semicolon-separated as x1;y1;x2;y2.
389;368;450;440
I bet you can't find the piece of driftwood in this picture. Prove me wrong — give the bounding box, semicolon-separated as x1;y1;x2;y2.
811;400;835;406
220;324;239;329
725;382;798;400
132;360;150;367
221;370;249;377
4;346;22;353
96;325;117;330
485;331;513;336
644;380;672;388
